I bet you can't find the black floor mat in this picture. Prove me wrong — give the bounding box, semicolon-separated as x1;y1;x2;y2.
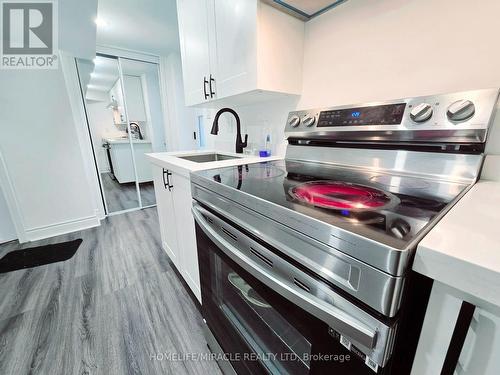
0;239;82;273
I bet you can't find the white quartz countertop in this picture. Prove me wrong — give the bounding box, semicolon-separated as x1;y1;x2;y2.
413;179;500;307
146;149;282;176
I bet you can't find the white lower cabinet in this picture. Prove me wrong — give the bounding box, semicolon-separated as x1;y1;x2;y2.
152;166;180;269
171;171;201;302
109;141;153;183
456;307;500;374
412;282;500;375
152;165;201;302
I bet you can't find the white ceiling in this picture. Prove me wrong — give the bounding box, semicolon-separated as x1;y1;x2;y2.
95;0;180;56
283;0;342;15
84;0;177;101
85;56;160;102
60;0;98;59
265;0;346;19
88;56;119;93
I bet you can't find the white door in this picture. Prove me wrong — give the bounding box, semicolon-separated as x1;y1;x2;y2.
177;0;212;105
152;166;180;270
212;0;258;99
171;171;201;302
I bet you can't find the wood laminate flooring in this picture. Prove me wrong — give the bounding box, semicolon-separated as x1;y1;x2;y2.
0;208;221;375
101;173;156;213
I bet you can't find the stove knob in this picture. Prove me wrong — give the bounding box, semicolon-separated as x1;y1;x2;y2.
288;115;300;128
390;220;411;239
410;103;433;123
447;99;475;122
302;115;316;127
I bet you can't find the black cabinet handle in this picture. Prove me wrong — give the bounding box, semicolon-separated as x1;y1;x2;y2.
167;171;173;191
209;74;215;98
163;169;174;191
162;168;169;189
203;76;209;100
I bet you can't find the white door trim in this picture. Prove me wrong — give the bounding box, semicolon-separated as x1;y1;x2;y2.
60;51;106;221
96;45;160;64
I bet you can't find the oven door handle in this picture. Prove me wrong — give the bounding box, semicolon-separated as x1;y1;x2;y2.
192;203;378;349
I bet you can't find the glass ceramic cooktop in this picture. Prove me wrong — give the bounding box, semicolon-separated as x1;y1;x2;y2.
194;160;469;249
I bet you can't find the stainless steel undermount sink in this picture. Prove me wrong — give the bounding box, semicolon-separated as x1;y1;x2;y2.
177;153;243;163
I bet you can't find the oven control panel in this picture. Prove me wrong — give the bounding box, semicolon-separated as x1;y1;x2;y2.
317;103;406;127
285;88;499;144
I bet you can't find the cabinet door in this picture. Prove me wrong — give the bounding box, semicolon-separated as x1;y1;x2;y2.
170;171;201;302
212;0;258;99
177;0;211;106
457;308;500;375
108;143;136;183
152;166;180;270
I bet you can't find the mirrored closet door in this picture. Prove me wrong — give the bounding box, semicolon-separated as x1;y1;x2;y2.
76;54;167;215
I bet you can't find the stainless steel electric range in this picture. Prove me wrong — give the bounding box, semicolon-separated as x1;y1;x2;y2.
190;88;499;374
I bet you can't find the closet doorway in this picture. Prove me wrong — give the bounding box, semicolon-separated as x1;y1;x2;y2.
76;54;167;215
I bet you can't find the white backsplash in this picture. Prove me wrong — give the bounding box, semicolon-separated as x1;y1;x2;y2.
200;96;299;157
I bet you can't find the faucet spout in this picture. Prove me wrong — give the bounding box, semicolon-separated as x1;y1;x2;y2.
211;108;248;154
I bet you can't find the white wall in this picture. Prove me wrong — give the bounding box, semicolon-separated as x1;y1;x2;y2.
160;53;198;151
0;0;102;242
0;184;16;243
200;0;500;158
0;64;100;242
299;0;500;109
202;96;299;156
137;65;167;152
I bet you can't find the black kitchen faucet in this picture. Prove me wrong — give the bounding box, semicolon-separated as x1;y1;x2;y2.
210;108;248;154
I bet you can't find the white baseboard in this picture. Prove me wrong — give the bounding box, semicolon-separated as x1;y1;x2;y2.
23;215;101;243
162;241;201;303
0;235;17;244
183;272;202;303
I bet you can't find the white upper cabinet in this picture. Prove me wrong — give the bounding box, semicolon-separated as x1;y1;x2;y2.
176;0;304;106
211;0;258;99
123;75;147;122
177;0;212;105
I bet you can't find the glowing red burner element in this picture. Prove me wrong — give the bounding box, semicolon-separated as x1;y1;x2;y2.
290;181;392;210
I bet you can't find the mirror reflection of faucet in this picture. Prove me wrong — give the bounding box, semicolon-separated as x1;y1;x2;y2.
127;122;144;140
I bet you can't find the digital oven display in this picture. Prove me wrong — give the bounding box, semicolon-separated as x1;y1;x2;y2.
317;103;406;127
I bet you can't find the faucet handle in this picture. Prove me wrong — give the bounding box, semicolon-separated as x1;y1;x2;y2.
243;134;248;147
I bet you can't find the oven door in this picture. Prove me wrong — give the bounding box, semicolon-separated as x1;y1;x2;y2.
192;202;396;375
